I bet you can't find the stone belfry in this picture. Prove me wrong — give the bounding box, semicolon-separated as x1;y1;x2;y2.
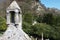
0;1;31;40
6;0;22;29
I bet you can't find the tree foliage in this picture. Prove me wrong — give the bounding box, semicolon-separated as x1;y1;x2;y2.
0;17;7;31
23;11;34;25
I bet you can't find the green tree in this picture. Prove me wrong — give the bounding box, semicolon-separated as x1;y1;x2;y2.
42;13;54;25
36;15;43;23
23;11;33;25
0;17;7;32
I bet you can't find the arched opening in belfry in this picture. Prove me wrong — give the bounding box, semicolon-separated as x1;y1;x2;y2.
35;0;39;2
10;11;15;23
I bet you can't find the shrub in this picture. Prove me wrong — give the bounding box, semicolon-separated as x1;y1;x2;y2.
0;17;7;31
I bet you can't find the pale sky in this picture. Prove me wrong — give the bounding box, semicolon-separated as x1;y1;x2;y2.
41;0;60;9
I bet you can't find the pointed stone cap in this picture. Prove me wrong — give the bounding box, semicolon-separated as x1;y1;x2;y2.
7;1;20;10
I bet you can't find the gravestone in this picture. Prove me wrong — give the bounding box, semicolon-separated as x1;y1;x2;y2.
0;1;31;40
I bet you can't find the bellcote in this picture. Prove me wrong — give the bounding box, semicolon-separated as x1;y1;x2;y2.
6;1;22;25
6;1;22;13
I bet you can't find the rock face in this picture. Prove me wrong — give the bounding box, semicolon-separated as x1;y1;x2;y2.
0;1;31;40
31;0;46;15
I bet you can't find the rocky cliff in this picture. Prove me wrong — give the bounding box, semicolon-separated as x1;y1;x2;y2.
0;0;60;17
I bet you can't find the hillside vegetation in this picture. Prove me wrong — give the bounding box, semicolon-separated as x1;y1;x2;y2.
0;0;60;40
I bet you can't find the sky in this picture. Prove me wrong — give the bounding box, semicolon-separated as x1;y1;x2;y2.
40;0;60;9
